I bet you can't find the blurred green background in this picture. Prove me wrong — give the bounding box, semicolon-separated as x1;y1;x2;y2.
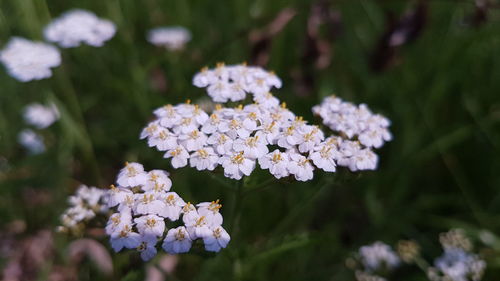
1;0;500;280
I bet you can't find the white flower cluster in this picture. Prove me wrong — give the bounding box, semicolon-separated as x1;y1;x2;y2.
44;9;116;48
429;229;486;281
432;248;486;281
0;37;61;82
105;162;230;261
23;103;60;129
58;185;108;232
142;63;383;182
313;95;392;149
147;26;191;51
358;241;400;272
18;102;60;154
17;129;45;154
193;63;282;103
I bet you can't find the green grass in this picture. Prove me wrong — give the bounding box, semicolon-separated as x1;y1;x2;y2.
1;0;500;280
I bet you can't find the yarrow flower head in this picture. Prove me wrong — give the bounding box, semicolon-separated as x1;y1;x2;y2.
105;162;230;261
142;63;391;183
0;37;61;82
18;129;45;154
358;241;400;272
57;185;108;234
429;229;486;281
312;95;392;149
23;103;60;129
147;26;191;51
44;9;116;48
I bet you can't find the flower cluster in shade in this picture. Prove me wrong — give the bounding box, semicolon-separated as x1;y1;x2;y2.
105;162;230;261
147;26;191;51
0;9;115;82
358;241;401;272
348;230;486;281
141;63;387;182
18;102;60;154
44;9;116;48
312;95;392;149
428;229;486;281
57;185;108;233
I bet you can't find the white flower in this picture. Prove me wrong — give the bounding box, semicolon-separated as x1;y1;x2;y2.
137;236;158;261
110;224;142;252
164;146;190;168
0;37;61;82
142;170;172;193
186;215;212;240
287;152;315;182
232;136;268;159
258;150;290;179
23;103;60;129
116;162;148;187
219;151;256;180
162;226;192;254
134;215;166;237
158;192;185;221
18;129;45;154
147;26;191;51
44;9;116;48
218;119;252;139
206;132;233;155
297;126;324;153
107;185;133;207
190;147;219;171
313;95;392;149
135;193;166;216
147;127;178;151
181;202;199;225
359;242;400;271
203;226;230;252
178;129;207;151
197;200;223;227
346;148;378;172
105;212;132;236
434;247;486;281
309;142;339;172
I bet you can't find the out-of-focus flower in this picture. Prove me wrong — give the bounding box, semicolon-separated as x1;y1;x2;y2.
44;9;116;48
57;185;108;234
17;129;45;154
429;229;486;281
147;26;191;51
23;103;60;129
358;241;400;272
0;37;61;82
397;240;420;263
433;247;486;281
312;95;392;149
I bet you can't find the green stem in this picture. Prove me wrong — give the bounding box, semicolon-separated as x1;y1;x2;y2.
54;66;101;185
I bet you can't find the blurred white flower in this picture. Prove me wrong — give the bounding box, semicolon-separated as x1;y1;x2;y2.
58;185;108;233
44;9;116;48
359;241;400;272
17;129;45;154
147;26;191;50
312;95;392;149
0;37;61;82
23;103;60;129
